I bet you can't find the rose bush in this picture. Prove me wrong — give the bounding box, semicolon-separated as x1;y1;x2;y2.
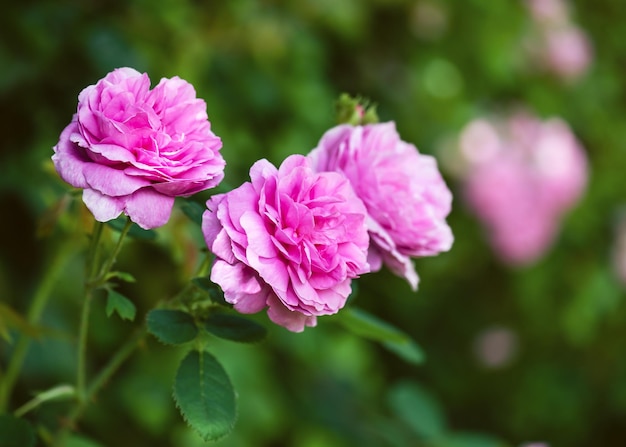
202;154;369;332
52;67;225;229
308;122;453;290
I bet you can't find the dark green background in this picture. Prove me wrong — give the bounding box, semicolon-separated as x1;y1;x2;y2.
2;1;626;446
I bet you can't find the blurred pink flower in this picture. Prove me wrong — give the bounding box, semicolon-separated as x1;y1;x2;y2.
523;0;593;82
203;155;369;332
525;0;569;25
543;25;593;81
458;112;587;265
308;122;453;290
473;326;518;368
611;211;626;287
52;67;225;229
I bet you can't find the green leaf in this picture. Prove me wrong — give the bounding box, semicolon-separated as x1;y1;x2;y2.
204;313;267;343
105;290;137;321
333;307;425;364
106;271;136;283
434;432;509;447
107;216;157;240
180;200;205;226
0;302;45;341
191;278;230;306
0;414;36;447
14;384;75;418
173;350;237;441
146;309;198;345
191;276;213;292
388;381;446;439
65;435;106;447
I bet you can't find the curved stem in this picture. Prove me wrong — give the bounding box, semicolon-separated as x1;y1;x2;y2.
76;218;131;402
96;219;132;283
0;243;75;412
70;328;145;424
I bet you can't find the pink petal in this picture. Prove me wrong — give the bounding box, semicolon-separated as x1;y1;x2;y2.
211;261;268;313
124;188;174;229
266;294;317;332
82;189;125;222
52;121;89;189
82;163;151;196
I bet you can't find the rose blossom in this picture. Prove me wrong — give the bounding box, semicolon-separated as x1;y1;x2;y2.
522;0;593;83
458;112;587;265
202;154;369;332
308;122;453;290
52;67;225;229
543;25;593;82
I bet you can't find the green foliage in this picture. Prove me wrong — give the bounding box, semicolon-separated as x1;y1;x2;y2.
105;289;137;322
333;307;425;364
3;0;626;445
180;200;205;226
0;414;36;447
65;435;106;447
387;380;446;439
204;313;267;343
173;350;237;441
146;309;198;345
107;216;157;240
191;277;230;306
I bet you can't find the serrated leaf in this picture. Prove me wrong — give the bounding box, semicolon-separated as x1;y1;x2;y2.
146;309;198;345
204;313;267;343
173;350;237;441
388;381;446;439
105;290;136;321
333;307;425;364
107;216;157;240
0;414;36;447
181;200;205;226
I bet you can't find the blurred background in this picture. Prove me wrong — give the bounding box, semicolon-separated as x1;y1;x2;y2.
2;0;626;446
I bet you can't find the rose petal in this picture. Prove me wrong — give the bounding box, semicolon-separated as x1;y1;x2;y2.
124;188;175;229
82;189;124;222
266;294;317;332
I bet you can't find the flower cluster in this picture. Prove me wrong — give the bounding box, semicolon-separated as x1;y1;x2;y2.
454;111;587;265
523;0;593;82
52;68;454;331
308;122;453;290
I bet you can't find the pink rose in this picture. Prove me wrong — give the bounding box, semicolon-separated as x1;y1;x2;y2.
543;25;593;82
458;113;588;265
308;122;453;290
202;154;369;332
52;67;225;229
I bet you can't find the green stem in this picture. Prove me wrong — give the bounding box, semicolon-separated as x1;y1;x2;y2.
96;218;132;283
76;218;131;402
86;221;104;280
55;328;146;445
75;288;93;404
0;243;75;412
74;328;145;421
